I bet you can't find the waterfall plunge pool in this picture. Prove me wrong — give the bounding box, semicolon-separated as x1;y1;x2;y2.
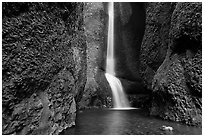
62;108;201;135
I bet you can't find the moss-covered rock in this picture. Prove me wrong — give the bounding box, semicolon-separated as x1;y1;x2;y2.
151;2;202;126
78;2;112;109
140;2;176;90
45;68;76;135
2;2;86;134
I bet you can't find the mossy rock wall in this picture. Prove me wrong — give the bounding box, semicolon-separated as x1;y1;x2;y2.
141;2;202;126
2;2;87;134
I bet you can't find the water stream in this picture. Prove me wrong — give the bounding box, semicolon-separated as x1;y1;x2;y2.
105;2;131;109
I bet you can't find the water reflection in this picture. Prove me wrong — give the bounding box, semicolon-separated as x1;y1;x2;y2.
63;109;202;135
102;111;127;134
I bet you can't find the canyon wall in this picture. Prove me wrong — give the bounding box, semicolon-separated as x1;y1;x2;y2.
140;2;202;126
78;2;112;109
2;2;202;135
114;3;146;95
2;3;86;134
140;3;175;90
2;2;113;134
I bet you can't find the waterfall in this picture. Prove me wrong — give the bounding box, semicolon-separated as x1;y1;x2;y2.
105;2;132;109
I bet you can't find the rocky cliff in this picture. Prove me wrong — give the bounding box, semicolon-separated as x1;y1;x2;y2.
78;2;112;109
2;2;202;135
140;2;202;126
2;2;86;134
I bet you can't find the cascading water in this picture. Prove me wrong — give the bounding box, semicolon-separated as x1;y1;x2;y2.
105;2;132;109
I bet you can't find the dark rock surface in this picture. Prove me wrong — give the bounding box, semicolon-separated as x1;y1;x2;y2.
140;2;176;90
2;2;86;134
44;68;77;134
114;3;146;94
128;94;151;109
141;2;202;126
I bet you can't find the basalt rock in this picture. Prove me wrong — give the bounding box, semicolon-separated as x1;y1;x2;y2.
113;3;146;95
115;3;145;82
150;2;202;126
78;2;112;109
140;2;176;90
2;2;86;134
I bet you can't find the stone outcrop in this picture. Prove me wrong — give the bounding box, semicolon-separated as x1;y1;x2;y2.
141;2;202;125
140;2;176;90
78;2;112;109
114;3;148;96
2;2;86;134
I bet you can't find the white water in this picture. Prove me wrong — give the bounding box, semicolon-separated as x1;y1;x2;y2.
105;73;133;109
105;2;132;109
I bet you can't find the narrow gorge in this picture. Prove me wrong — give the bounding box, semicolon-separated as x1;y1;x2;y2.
2;2;202;135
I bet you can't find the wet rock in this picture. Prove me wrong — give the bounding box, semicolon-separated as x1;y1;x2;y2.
2;93;44;135
150;2;202;126
128;94;151;109
2;2;86;134
114;3;146;89
46;68;77;135
140;2;201;126
161;125;173;131
140;2;176;90
78;2;111;109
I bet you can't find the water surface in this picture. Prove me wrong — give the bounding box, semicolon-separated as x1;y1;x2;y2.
62;109;202;135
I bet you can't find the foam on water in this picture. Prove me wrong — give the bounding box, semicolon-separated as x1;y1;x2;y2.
105;73;130;108
110;107;139;110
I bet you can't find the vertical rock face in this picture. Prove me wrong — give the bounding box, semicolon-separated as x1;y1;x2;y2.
44;68;76;134
140;2;175;90
111;3;146;94
2;2;86;134
141;2;202;125
78;2;112;109
79;2;146;107
115;2;145;83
